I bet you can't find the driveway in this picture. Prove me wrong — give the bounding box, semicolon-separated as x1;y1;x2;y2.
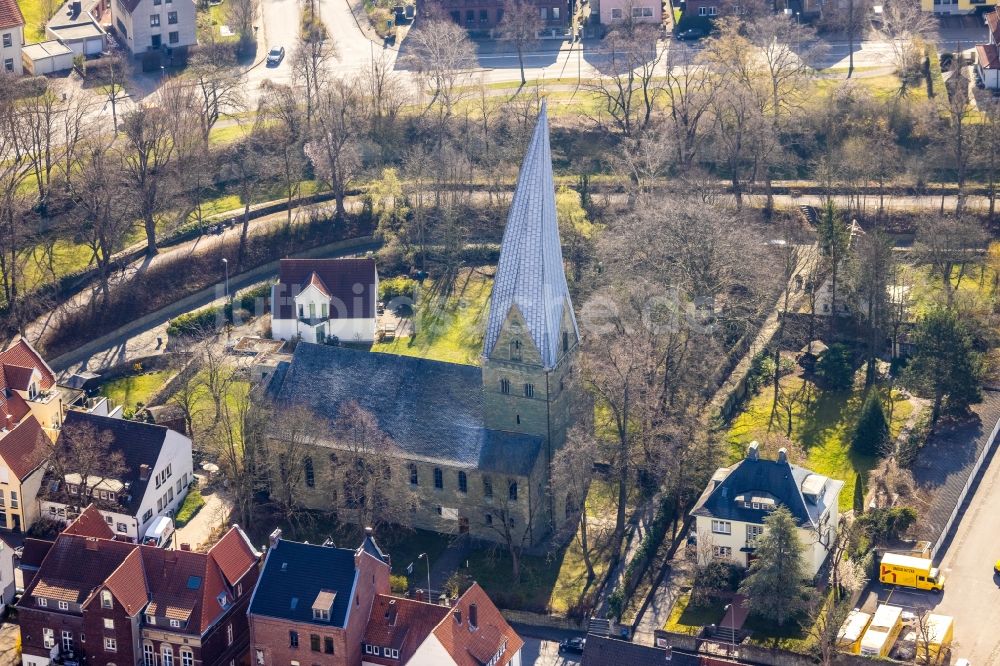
174;478;234;551
521;638;582;666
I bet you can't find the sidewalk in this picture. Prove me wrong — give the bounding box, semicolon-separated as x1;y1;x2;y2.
632;556;693;644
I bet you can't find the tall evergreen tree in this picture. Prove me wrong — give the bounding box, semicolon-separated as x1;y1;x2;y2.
852;391;891;456
905;307;982;424
739;506;810;626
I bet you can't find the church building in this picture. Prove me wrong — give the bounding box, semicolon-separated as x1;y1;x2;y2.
265;103;582;546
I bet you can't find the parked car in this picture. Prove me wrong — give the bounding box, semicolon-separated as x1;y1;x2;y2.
676;27;707;41
267;46;285;66
558;637;586;654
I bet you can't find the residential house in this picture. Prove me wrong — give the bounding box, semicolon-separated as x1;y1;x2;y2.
425;0;569;33
19;507;261;666
110;0;196;55
45;0;106;56
362;584;523;666
922;0;994;15
0;0;24;74
0;533;18;612
39;410;194;543
978;11;1000;89
248;530;392;666
598;0;662;24
690;442;844;578
270;259;379;344
264;103;585;549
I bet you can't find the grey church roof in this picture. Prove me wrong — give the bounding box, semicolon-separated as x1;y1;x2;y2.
689;452;843;529
270;343;542;476
482;102;579;369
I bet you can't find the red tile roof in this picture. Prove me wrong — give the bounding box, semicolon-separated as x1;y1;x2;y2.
4;365;36;392
0;0;24;32
0;416;50;480
0;339;55;390
22;524;260;634
363;595;450;664
979;43;1000;70
274;258;377;320
431;584;523;666
988;10;1000;44
307;272;332;298
62;505;116;539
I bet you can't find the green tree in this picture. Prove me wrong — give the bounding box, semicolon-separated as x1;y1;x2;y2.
817;343;854;390
852;391;891;456
857;506;917;546
904;307;982;424
739;506;810;627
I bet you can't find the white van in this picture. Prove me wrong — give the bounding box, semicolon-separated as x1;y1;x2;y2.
143;516;175;548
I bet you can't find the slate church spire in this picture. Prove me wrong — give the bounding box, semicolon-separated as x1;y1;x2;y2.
482;101;580;456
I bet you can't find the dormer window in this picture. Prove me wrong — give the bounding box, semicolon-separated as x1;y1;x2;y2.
313;608;329;621
311;589;335;622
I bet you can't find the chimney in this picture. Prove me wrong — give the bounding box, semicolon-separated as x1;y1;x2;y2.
139;464;150;481
777;448;788;464
180;543;191;551
746;441;759;461
269;528;282;550
364;526;373;537
386;599;397;626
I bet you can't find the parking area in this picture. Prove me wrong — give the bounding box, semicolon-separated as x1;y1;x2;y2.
521;638;583;666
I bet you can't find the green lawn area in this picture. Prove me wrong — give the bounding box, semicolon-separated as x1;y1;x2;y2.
902;262;996;319
18;0;54;43
174;483;206;527
727;371;914;511
371;268;492;366
664;593;726;635
97;370;174;412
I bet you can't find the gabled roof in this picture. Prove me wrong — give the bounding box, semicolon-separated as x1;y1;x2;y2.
0;0;24;36
689;449;843;528
359;532;390;565
0;339;55;390
430;583;524;666
58;411;174;515
987;10;1000;44
28;534;136;604
482;102;579;369
979;43;1000;70
249;538;377;628
271;343;542;474
103;548;148;615
62;505;116;539
274;258;377;320
0;416;50;480
363;595;450;665
209;526;260;586
4;365;37;392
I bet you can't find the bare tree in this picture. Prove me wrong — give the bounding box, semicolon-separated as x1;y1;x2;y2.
498;0;541;85
332;401;405;530
915;215;986;306
663;52;716;168
941;66;974;212
481;475;542;583
848;230;895;385
876;0;937;95
404;12;475;119
211;376;269;527
291;18;336;127
306;78;362;220
120;104;177;255
225;0;259;56
98;51;129;134
551;427;599;581
257;82;306;226
267;404;321;528
47;421;128;516
188;44;246;145
222;133;270;270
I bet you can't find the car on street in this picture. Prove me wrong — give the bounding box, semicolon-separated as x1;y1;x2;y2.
558;637;586;654
676;27;707;41
266;46;285;66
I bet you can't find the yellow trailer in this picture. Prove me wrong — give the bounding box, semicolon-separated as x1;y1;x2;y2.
837;610;873;654
919;614;955;663
879;553;945;592
861;604;904;658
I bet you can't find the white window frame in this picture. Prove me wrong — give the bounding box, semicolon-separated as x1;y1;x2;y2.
713;545;732;558
43;629;55;649
105;637;117;652
711;519;731;535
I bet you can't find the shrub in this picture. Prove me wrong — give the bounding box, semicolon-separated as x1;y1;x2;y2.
817;344;854;390
379;276;417;303
174;484;206;528
852;391;891;456
390;574;409;593
691;561;741;608
167;306;225;337
857;506;917;545
606;588;626;620
897;408;932;468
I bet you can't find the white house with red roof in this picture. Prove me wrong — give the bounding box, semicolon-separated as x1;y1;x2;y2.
270;258;379;344
0;0;24;74
978;10;1000;90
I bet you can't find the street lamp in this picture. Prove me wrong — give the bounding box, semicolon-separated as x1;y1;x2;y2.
221;258;230;301
723;603;736;655
418;553;432;604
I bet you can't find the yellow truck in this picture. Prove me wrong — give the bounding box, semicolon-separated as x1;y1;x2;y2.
879;553;945;592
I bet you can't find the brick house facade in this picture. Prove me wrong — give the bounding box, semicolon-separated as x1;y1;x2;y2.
18;507;261;666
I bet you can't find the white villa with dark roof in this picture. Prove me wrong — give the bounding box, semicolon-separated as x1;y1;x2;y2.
266;102;584;546
690;442;844;578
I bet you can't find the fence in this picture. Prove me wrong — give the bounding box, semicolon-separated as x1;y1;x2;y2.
930;409;1000;561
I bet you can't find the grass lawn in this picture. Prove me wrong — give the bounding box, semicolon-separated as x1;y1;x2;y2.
174;484;207;527
371;268;493;366
98;370;174;412
18;0;55;42
727;370;914;511
664;592;726;635
743;613;813;651
902;262;997;319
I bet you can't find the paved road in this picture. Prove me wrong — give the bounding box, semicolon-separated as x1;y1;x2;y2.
924;440;1000;666
521;638;583;666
